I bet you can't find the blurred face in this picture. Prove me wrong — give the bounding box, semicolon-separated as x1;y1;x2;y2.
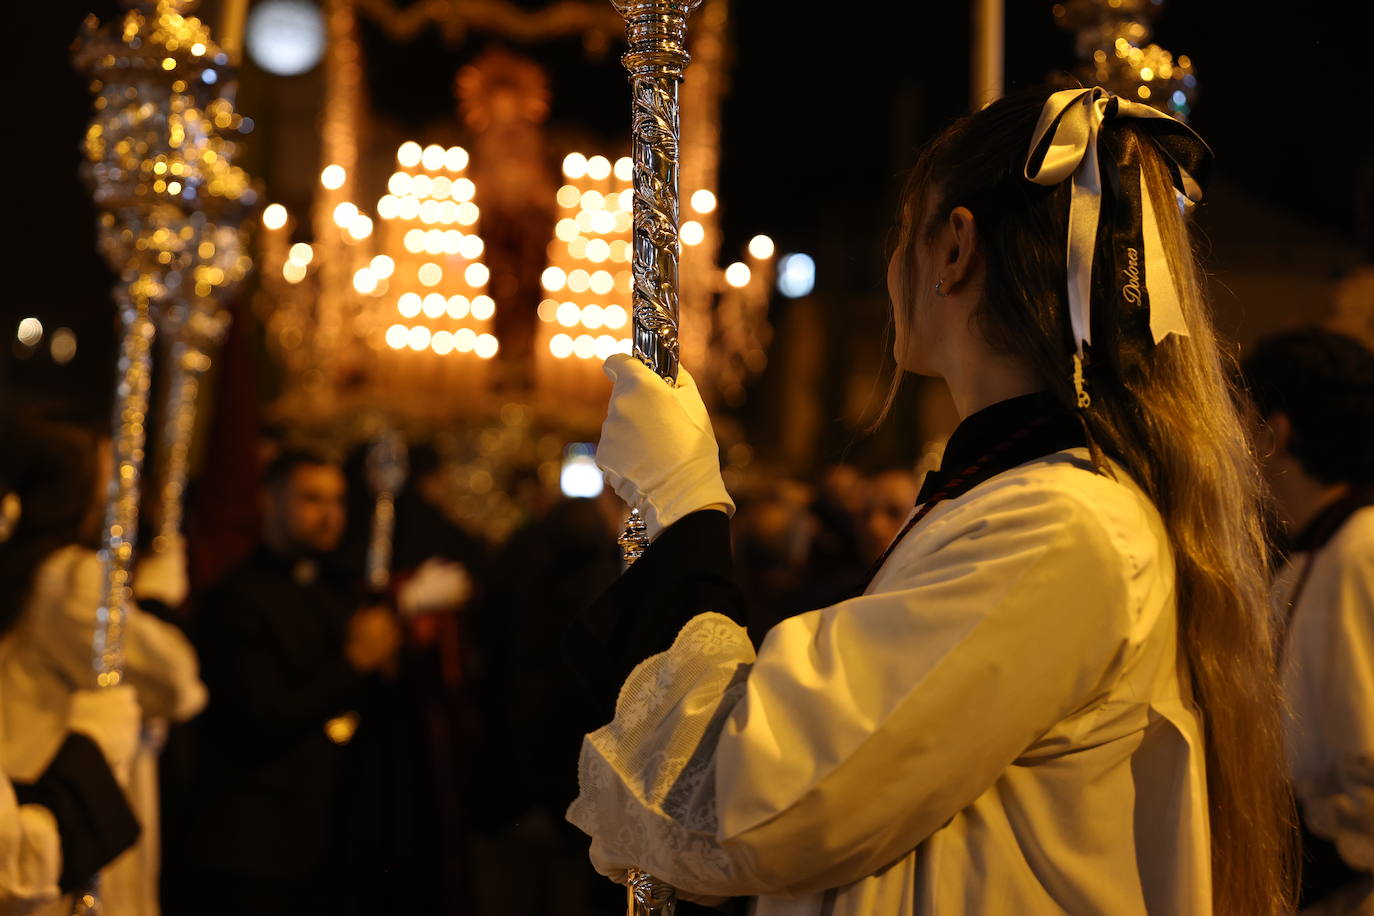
863;470;920;562
821;465;868;520
267;464;347;555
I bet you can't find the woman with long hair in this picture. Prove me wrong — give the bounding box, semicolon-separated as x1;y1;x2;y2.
565;86;1295;914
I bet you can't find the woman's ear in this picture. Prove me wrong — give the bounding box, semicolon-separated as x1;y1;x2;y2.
937;206;981;294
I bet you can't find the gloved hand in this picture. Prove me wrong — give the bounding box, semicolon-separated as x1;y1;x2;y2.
397;558;472;617
596;355;734;541
67;686;141;777
132;534;189;608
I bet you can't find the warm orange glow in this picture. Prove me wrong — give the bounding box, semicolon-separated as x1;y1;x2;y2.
321;164;346;189
690;189;717;214
332;201;358;228
346;213;373;241
352;268;378;294
422;294;447;319
725;262;751;288
418;262;443;287
542;266;567;291
474;334;499;359
563;152;588;179
262;203;288;230
422;144;446;171
586;155;612;180
465;263;489;287
470;295;496;321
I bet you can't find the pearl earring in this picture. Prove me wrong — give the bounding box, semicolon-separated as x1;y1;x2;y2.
934;280;947;297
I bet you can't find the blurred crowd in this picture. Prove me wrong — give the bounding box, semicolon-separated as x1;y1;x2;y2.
0;395;934;916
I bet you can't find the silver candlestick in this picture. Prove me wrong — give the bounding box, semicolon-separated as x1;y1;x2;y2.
610;2;701;912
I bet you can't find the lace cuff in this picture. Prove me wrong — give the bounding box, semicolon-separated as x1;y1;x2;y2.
566;612;759;901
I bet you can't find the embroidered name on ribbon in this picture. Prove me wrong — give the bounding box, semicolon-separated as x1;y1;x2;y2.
1122;247;1142;305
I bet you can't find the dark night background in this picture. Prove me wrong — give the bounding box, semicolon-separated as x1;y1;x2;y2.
8;1;1374;460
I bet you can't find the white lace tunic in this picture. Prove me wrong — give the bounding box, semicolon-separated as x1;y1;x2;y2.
567;450;1211;914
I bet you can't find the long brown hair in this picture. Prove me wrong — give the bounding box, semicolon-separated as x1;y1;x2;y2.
890;88;1296;913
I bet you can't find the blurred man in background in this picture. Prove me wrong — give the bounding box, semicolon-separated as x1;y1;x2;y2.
1244;328;1374;914
177;451;402;916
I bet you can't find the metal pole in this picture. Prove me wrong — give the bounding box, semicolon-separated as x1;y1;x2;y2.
364;426;408;593
971;0;1004;110
608;1;700;912
74;4;253;907
93;285;158;686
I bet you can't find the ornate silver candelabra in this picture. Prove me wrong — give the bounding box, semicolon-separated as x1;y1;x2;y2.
609;3;700;912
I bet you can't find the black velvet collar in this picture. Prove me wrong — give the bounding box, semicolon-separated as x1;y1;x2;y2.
916;391;1087;506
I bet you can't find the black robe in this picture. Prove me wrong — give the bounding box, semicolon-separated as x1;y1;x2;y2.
179;546;391;915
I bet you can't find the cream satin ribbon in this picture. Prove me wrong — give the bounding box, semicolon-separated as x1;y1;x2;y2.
1023;87;1207;355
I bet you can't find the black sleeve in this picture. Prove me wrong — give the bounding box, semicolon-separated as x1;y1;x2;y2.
133;595;179;627
564;510;745;728
11;732;141;893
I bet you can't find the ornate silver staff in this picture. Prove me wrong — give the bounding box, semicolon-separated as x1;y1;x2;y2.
609;1;700;912
364;426;409;594
73;4;251;911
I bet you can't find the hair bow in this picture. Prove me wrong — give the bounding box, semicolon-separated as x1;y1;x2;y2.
1023;87;1213;357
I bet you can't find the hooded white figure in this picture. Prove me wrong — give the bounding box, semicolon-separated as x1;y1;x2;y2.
1;528;205;916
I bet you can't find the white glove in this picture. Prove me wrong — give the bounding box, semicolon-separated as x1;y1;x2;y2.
67;686;141;776
596;355;734;541
132;534;189;608
396;558;472;617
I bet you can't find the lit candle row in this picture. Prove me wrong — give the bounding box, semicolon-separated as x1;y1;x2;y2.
378;138;497;355
536;300;628;330
384;323;499;358
549;333;632;361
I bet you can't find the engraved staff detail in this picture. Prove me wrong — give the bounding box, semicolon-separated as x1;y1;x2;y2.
610;3;701;913
615;0;699;384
